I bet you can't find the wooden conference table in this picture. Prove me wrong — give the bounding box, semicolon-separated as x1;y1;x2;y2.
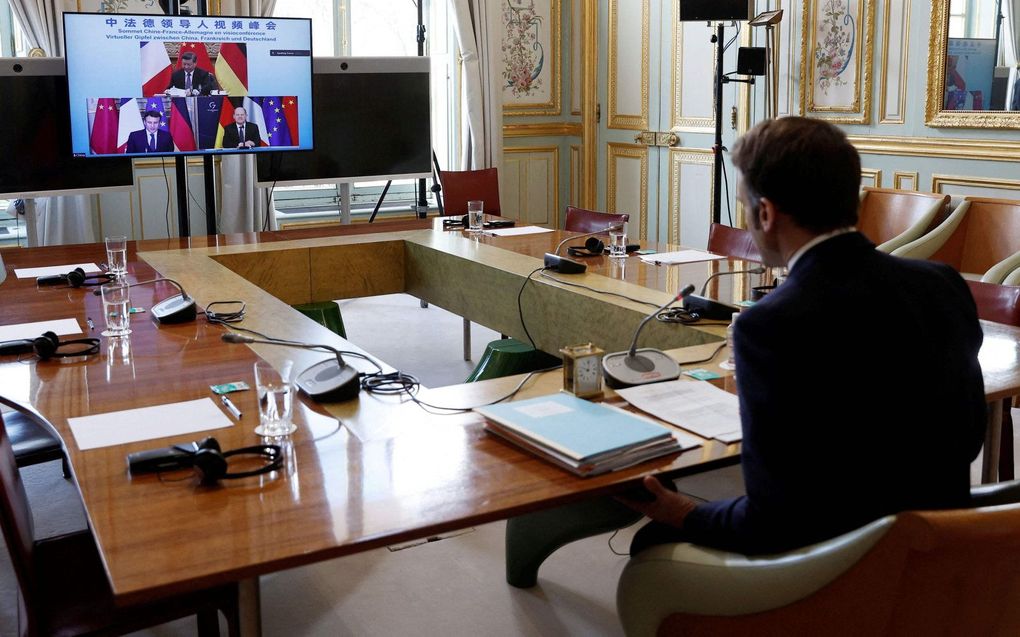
0;219;1018;627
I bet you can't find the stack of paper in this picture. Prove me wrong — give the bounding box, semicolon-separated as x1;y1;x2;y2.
476;393;700;476
616;379;742;443
638;250;724;265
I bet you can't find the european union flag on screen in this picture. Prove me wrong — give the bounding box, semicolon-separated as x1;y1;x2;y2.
144;96;169;130
196;96;224;149
260;97;293;147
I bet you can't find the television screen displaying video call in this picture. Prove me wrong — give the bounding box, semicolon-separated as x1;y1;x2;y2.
63;12;314;159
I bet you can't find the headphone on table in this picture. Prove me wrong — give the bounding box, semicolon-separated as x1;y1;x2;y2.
37;267;115;288
190;437;283;484
567;236;606;257
0;331;101;360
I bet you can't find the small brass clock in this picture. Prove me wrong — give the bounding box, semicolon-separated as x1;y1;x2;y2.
560;342;605;399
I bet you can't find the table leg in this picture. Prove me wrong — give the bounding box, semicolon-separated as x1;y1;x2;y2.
983;400;1003;484
238;577;262;637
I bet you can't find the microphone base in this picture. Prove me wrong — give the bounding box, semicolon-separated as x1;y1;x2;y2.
151;294;198;324
602;348;681;388
683;294;741;321
296;358;362;402
543;252;588;274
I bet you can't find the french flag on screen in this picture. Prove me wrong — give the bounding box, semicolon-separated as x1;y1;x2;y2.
140;41;172;97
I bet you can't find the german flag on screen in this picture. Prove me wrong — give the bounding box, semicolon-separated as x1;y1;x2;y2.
214;43;248;95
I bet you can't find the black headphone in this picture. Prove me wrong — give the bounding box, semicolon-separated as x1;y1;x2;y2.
37;267;115;288
0;331;100;360
567;236;606;257
190;437;283;484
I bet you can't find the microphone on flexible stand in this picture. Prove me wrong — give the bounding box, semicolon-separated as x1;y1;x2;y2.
683;266;766;320
221;333;362;402
92;277;197;324
544;223;625;274
602;284;695;388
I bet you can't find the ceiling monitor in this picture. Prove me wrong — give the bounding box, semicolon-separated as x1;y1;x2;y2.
62;12;314;159
0;57;134;199
677;0;753;22
256;56;431;186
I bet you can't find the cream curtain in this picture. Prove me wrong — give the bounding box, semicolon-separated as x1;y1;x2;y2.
1006;0;1020;110
449;0;503;171
215;0;278;232
9;1;95;246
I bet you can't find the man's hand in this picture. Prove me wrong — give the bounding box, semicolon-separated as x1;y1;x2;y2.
618;475;698;529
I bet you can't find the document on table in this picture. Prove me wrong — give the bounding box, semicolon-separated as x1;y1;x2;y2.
14;263;102;278
616;379;742;443
0;318;82;341
639;250;724;265
68;398;234;450
485;226;555;237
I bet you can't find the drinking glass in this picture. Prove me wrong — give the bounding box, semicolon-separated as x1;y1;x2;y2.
467;200;484;232
608;223;628;258
105;235;128;277
100;281;131;337
254;360;296;436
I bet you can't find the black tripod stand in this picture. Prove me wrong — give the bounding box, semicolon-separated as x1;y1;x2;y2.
710;22;753;225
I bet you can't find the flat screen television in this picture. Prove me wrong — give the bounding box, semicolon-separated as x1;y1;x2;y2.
62;12;314;158
0;58;134;199
256;56;431;186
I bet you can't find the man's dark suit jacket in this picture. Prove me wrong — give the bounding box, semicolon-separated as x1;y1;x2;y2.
166;67;218;95
681;231;987;554
125;128;173;153
221;122;261;150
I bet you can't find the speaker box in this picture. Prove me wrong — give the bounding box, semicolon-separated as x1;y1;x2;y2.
737;47;767;76
678;0;753;21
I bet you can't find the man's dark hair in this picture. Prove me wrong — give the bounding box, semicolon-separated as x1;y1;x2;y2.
180;51;198;62
143;110;162;121
732;116;861;232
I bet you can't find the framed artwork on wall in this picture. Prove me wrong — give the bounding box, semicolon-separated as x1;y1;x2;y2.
799;0;875;124
77;0;164;12
502;0;561;116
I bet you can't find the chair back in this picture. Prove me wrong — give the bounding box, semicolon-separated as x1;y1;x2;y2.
563;206;629;233
966;280;1020;326
440;168;501;216
0;411;39;626
931;197;1020;274
652;504;1020;636
857;187;949;250
707;223;762;262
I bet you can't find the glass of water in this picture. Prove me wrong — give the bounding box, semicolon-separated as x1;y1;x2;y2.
100;281;132;337
105;235;128;278
254;359;296;437
608;223;628;258
467;200;484;232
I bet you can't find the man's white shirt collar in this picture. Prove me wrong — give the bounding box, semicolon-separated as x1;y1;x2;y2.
787;227;856;271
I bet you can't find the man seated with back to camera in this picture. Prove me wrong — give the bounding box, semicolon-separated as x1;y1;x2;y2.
625;116;987;555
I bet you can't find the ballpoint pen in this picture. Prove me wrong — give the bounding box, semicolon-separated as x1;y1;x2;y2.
221;394;243;419
87;317;95;331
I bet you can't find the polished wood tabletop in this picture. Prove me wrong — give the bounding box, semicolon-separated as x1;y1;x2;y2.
1;218;1018;605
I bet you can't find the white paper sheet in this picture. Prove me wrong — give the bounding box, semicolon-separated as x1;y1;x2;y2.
485;226;556;237
0;318;83;341
67;397;234;450
639;250;725;265
617;379;742;442
14;263;102;279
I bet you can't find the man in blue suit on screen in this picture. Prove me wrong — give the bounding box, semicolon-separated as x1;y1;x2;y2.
625;116;987;556
126;110;173;154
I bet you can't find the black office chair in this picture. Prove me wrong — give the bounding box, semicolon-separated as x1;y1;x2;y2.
0;395;70;479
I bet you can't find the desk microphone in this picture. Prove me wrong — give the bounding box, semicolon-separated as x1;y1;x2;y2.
221;333;362;402
92;277;196;324
602;284;695;388
544;223;624;274
683;266;766;321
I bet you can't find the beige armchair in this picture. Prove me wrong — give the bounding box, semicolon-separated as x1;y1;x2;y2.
893;196;1020;283
857;187;949;253
617;481;1020;637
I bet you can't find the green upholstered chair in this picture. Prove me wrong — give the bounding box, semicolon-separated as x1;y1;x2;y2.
292;301;347;338
464;338;560;383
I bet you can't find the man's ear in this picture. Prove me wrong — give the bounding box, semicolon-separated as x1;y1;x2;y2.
757;197;779;233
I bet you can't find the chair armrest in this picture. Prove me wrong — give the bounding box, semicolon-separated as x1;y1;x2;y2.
982;251;1020;284
1002;267;1020;286
0;395;65;449
891;200;970;260
875;197;946;254
970;479;1020;507
616;516;894;637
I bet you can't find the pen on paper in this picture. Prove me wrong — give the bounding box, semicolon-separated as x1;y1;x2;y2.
87;317;95;331
221;394;242;419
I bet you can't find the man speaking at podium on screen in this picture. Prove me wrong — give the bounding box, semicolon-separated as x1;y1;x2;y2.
624;116;986;556
221;106;261;150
